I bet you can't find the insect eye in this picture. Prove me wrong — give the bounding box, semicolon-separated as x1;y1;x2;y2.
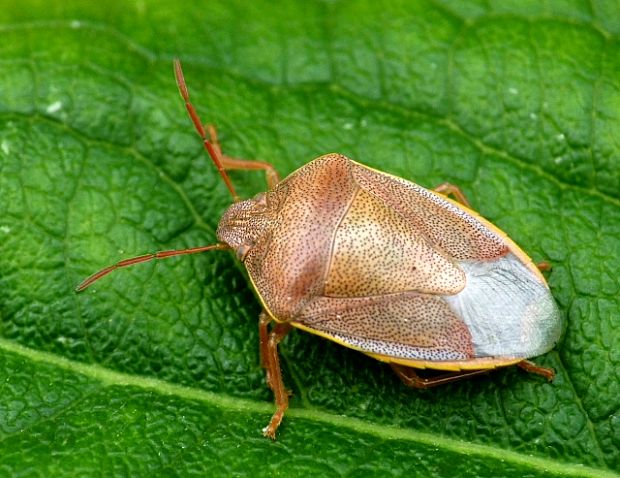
236;244;252;261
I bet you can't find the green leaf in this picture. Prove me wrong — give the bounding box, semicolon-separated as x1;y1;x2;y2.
1;0;619;476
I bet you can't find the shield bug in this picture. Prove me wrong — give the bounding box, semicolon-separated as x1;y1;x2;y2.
76;59;563;439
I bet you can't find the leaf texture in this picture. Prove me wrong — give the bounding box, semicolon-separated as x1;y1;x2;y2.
0;1;619;476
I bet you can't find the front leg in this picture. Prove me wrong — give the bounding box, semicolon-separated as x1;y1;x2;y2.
207;124;281;190
258;311;292;439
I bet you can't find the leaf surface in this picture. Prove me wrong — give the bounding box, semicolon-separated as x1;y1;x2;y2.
0;1;619;476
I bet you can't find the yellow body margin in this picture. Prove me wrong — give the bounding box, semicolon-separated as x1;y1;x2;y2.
290;321;523;372
244;160;544;371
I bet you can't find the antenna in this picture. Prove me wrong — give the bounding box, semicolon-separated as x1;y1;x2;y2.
75;244;230;292
174;59;240;202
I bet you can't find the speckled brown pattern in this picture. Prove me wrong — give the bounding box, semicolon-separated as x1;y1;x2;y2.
352;163;509;260
239;155;358;318
299;294;474;360
325;188;465;297
216;153;554;362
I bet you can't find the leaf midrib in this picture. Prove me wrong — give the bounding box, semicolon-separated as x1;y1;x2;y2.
0;337;616;478
2;112;612;467
2;11;617;474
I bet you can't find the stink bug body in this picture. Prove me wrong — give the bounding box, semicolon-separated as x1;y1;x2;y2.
76;60;563;439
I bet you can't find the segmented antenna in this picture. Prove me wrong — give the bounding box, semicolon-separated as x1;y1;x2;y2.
74;60;238;292
173;59;240;202
75;244;229;292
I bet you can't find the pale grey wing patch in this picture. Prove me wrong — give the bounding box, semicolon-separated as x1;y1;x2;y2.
295;293;475;361
443;253;562;358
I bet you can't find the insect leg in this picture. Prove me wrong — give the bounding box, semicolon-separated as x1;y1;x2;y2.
433;183;471;208
536;261;552;272
220;156;280;191
390;363;492;389
517;360;555;381
206;124;281;190
259;311;292;439
258;311;271;370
